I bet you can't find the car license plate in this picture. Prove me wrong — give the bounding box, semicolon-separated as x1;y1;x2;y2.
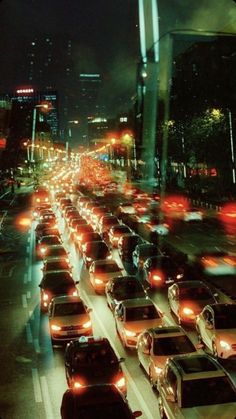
67;330;75;335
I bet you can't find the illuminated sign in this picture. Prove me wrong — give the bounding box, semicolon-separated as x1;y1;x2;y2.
16;88;34;94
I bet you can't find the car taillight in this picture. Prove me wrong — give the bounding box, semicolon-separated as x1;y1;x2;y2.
95;278;103;284
43;293;49;301
51;324;61;331
82;320;91;328
115;376;126;389
182;307;194;316
74;380;83;389
40;247;47;254
106;254;112;260
153;274;162;282
71;290;78;296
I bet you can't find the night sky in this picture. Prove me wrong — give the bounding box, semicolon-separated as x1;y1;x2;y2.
1;0;236;116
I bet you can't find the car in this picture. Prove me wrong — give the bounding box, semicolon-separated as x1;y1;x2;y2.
89;260;123;294
39;271;79;312
32;204;52;220
196;303;236;359
42;244;70;263
35;222;56;242
42;258;72;274
108;224;133;248
48;295;92;344
77;231;102;253
82;240;112;268
117;202;136;215
97;215;121;239
90;206;110;229
105;275;148;311
36;234;62;258
33;187;50;205
65;336;127;395
132;243;160;270
74;223;94;247
79;231;102;252
191;250;236;278
158;353;236;418
168;280;218;325
183;207;203;222
137;326;199;388
118;234;144;262
40;226;61;240
143;255;184;288
145;215;170;236
60;384;142;419
39;212;56;224
114;298;164;348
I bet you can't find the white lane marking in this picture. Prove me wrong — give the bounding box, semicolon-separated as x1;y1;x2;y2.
40;376;54;419
27;291;31;299
22;294;27;308
26;323;33;343
25;257;29;266
34;338;41;354
24;273;28;284
31;368;42;403
28;264;32;282
26;246;30;254
27;236;30;243
81;290;155;419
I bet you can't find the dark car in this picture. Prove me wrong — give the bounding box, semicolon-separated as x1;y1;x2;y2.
36;234;62;259
105;275;148;311
65;336;126;395
118;234;144;262
74;224;94;248
132;243;160;271
60;384;142;419
42;244;70;262
39;271;78;312
78;231;102;253
108;224;133;248
82;240;111;268
42;258;72;274
35;222;56;242
143;255;185;288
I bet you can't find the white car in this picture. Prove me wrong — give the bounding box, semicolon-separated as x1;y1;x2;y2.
183;207;203;222
114;298;164;348
89;259;124;294
48;295;92;344
196;303;236;359
137;326;200;388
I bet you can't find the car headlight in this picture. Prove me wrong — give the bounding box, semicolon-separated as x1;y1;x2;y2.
74;380;83;389
153;274;162;282
95;278;103;284
51;324;61;331
40;247;46;254
115;376;126;389
176;273;183;279
125;329;136;337
106;254;112;260
220;340;231;350
182;307;194;316
43;293;49;301
86;257;92;261
154;366;163;375
82;320;92;329
72;290;78;296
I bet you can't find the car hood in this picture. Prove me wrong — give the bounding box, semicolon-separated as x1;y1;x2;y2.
50;314;90;326
179;403;236;418
124;318;163;332
215;329;236;342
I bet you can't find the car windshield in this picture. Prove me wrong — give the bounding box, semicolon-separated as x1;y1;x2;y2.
72;402;132;418
54;302;86;316
215;307;236;328
181;376;236;408
180;287;211;300
114;281;144;299
42;273;73;286
45;261;70;270
47;247;67;257
126;305;159;321
153;335;196;356
95;264;120;273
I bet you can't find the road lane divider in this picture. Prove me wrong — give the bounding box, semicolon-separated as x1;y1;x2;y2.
26;323;33;343
22;294;27;308
31;368;42;403
40;376;54;419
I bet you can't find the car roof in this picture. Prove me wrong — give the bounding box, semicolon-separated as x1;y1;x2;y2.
169;354;227;381
121;297;154;308
175;280;206;289
50;295;82;305
147;326;184;337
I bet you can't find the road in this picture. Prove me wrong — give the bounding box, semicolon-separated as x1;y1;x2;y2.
1;186;236;419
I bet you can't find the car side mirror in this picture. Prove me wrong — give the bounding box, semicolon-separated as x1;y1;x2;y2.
119;357;125;363
75;281;79;285
87;308;92;313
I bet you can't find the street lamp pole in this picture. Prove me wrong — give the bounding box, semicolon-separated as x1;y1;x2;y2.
30;107;37;163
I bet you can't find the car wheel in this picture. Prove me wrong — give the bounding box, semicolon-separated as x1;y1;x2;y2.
158;397;167;419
